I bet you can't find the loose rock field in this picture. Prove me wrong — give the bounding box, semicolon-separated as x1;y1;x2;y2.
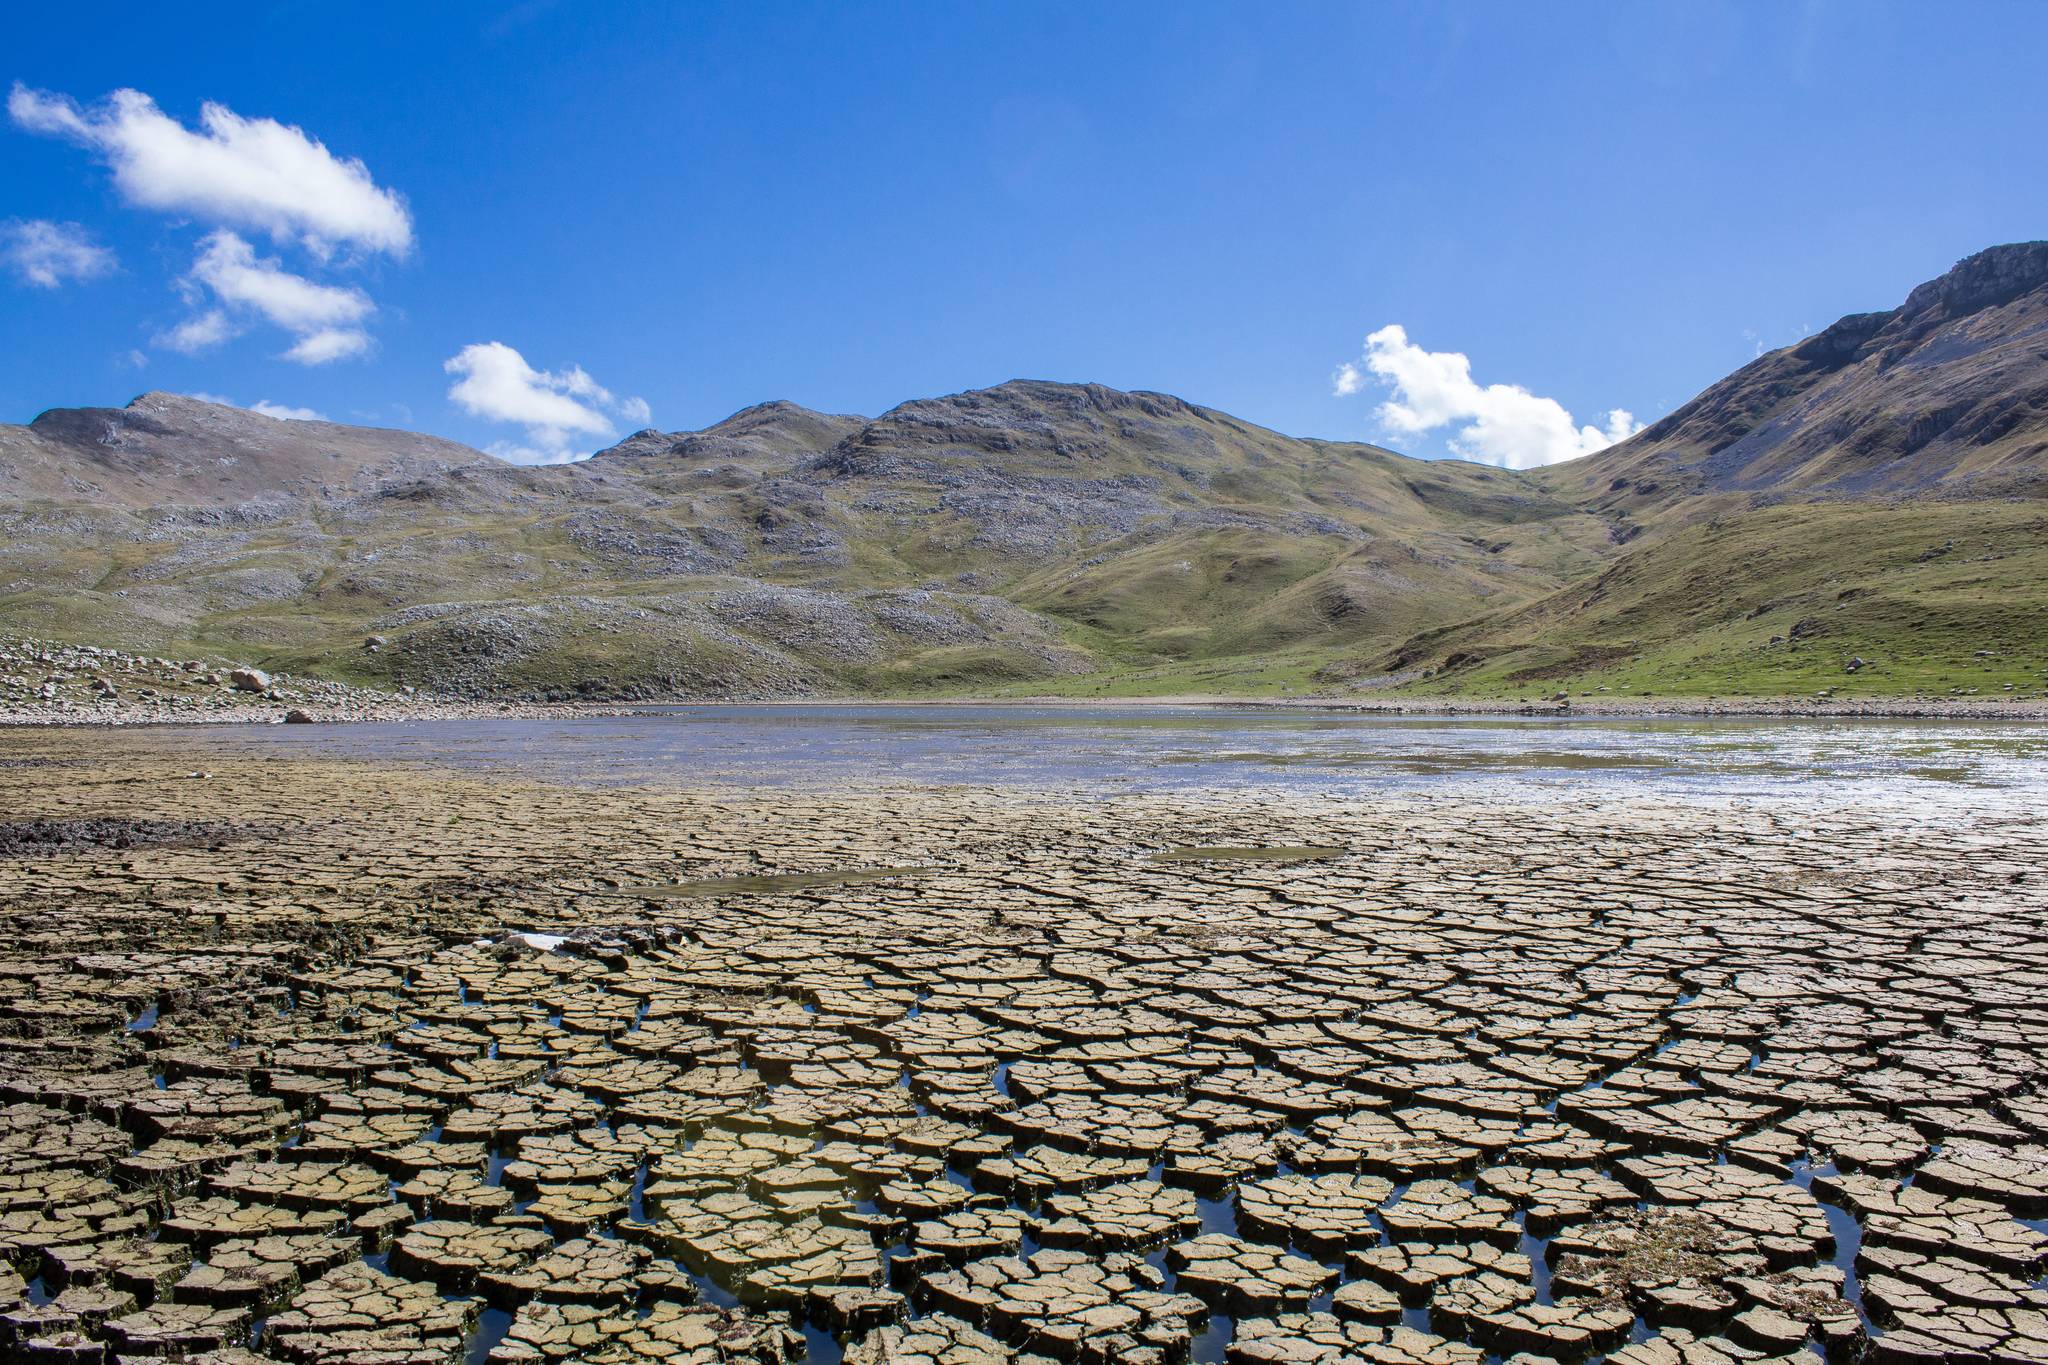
0;732;2045;1365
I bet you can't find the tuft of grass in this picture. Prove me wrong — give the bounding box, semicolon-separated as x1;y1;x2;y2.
1553;1208;1742;1310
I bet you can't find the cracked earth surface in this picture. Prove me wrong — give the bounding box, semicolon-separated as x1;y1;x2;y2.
0;731;2045;1365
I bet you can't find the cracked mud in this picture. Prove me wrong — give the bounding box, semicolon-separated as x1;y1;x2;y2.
0;730;2045;1365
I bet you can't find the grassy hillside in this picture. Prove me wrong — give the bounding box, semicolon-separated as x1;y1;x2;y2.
1359;499;2048;700
0;383;1614;699
10;239;2048;711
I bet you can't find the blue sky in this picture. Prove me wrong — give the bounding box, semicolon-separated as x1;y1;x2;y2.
4;3;2045;467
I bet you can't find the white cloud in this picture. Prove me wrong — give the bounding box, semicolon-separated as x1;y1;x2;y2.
444;341;648;464
283;327;372;364
483;440;592;467
1333;324;1643;470
9;84;411;258
178;230;373;365
186;393;326;421
13;85;407;366
249;399;324;421
190;231;370;331
155;308;237;355
2;218;116;287
446;343;613;441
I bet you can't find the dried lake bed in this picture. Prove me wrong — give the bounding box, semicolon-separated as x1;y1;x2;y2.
2;710;2046;1365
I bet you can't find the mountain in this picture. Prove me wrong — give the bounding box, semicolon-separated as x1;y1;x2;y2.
0;380;1612;698
0;391;490;507
594;400;868;467
1553;242;2048;511
1373;245;2048;699
1;244;2045;703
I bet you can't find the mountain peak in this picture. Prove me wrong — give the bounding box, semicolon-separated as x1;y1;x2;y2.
1899;240;2048;324
131;390;218;411
701;399;864;447
5;392;492;507
588;399;866;462
871;379;1214;432
1564;241;2048;501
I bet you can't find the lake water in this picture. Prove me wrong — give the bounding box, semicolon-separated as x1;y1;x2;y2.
165;704;2048;803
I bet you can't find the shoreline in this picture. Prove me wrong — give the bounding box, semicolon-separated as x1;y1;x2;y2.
5;691;2047;726
787;692;2048;721
9;636;2045;726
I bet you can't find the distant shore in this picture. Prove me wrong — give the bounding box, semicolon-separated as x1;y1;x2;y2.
0;697;630;727
6;691;2047;726
975;692;2048;720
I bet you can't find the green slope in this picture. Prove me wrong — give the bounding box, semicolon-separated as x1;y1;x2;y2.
9;241;2048;705
1362;499;2048;700
0;381;1616;699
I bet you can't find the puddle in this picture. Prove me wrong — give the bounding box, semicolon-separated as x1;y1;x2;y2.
802;1320;848;1365
460;1307;512;1365
1520;1213;1556;1306
1188;1309;1237;1363
1788;1159;1871;1337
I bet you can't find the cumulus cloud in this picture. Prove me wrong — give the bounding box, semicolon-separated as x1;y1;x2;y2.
177;230;373;364
444;341;648;464
155;308;237;355
190;231;370;331
9;84;411;258
282;327;372;365
249;399;324;421
187;392;326;421
2;219;116;288
12;84;408;363
1333;325;1643;470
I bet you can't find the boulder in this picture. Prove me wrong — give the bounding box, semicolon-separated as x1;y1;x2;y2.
229;668;271;694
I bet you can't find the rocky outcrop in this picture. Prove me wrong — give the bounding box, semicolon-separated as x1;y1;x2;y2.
0;392;490;508
1561;241;2048;503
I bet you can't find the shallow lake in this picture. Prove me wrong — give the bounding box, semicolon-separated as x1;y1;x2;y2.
165;704;2048;803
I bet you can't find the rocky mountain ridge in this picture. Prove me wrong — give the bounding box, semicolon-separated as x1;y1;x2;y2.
0;391;489;508
1558;242;2048;507
0;377;1607;698
1;244;2044;701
